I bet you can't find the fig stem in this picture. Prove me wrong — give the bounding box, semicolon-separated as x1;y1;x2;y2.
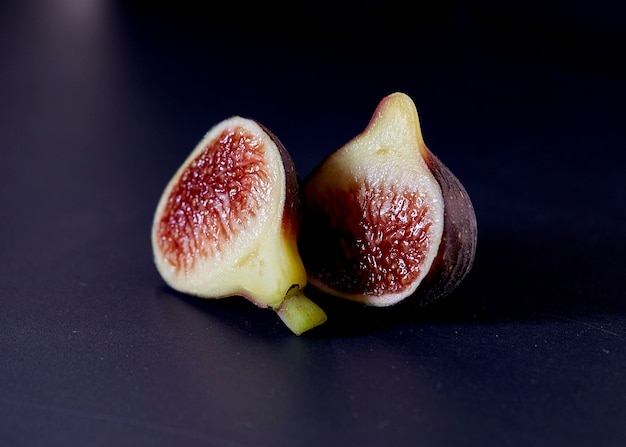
275;286;327;335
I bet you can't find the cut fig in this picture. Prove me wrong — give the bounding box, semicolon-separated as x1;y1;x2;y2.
152;116;327;335
299;92;477;307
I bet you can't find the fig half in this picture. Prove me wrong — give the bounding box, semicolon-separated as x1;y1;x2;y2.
299;92;477;307
152;117;327;335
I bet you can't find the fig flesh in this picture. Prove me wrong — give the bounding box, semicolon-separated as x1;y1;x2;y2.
299;92;477;307
152;116;327;335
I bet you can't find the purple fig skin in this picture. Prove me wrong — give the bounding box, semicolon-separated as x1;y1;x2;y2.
415;147;478;306
257;122;302;240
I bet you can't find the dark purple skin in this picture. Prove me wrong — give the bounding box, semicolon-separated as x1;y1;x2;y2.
257;122;302;240
416;147;478;306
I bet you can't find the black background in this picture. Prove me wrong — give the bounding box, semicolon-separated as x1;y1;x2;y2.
2;1;626;446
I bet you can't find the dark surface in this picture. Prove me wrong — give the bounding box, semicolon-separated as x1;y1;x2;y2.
2;1;626;446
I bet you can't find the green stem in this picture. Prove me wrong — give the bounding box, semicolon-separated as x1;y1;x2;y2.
275;286;327;335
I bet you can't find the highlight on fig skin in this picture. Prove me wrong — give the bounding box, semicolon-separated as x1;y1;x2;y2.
298;92;477;308
152;116;327;336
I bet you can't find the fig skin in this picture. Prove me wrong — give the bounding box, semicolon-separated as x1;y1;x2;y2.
152;116;327;335
298;92;477;308
416;145;478;306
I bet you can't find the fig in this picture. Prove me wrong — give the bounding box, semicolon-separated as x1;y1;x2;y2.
299;92;477;307
152;117;327;335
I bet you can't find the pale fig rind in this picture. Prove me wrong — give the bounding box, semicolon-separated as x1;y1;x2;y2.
152;116;326;334
299;92;477;308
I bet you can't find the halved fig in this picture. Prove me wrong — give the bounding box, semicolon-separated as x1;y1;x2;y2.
152;117;327;335
299;92;477;307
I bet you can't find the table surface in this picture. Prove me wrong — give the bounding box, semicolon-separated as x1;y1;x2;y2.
2;2;626;446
